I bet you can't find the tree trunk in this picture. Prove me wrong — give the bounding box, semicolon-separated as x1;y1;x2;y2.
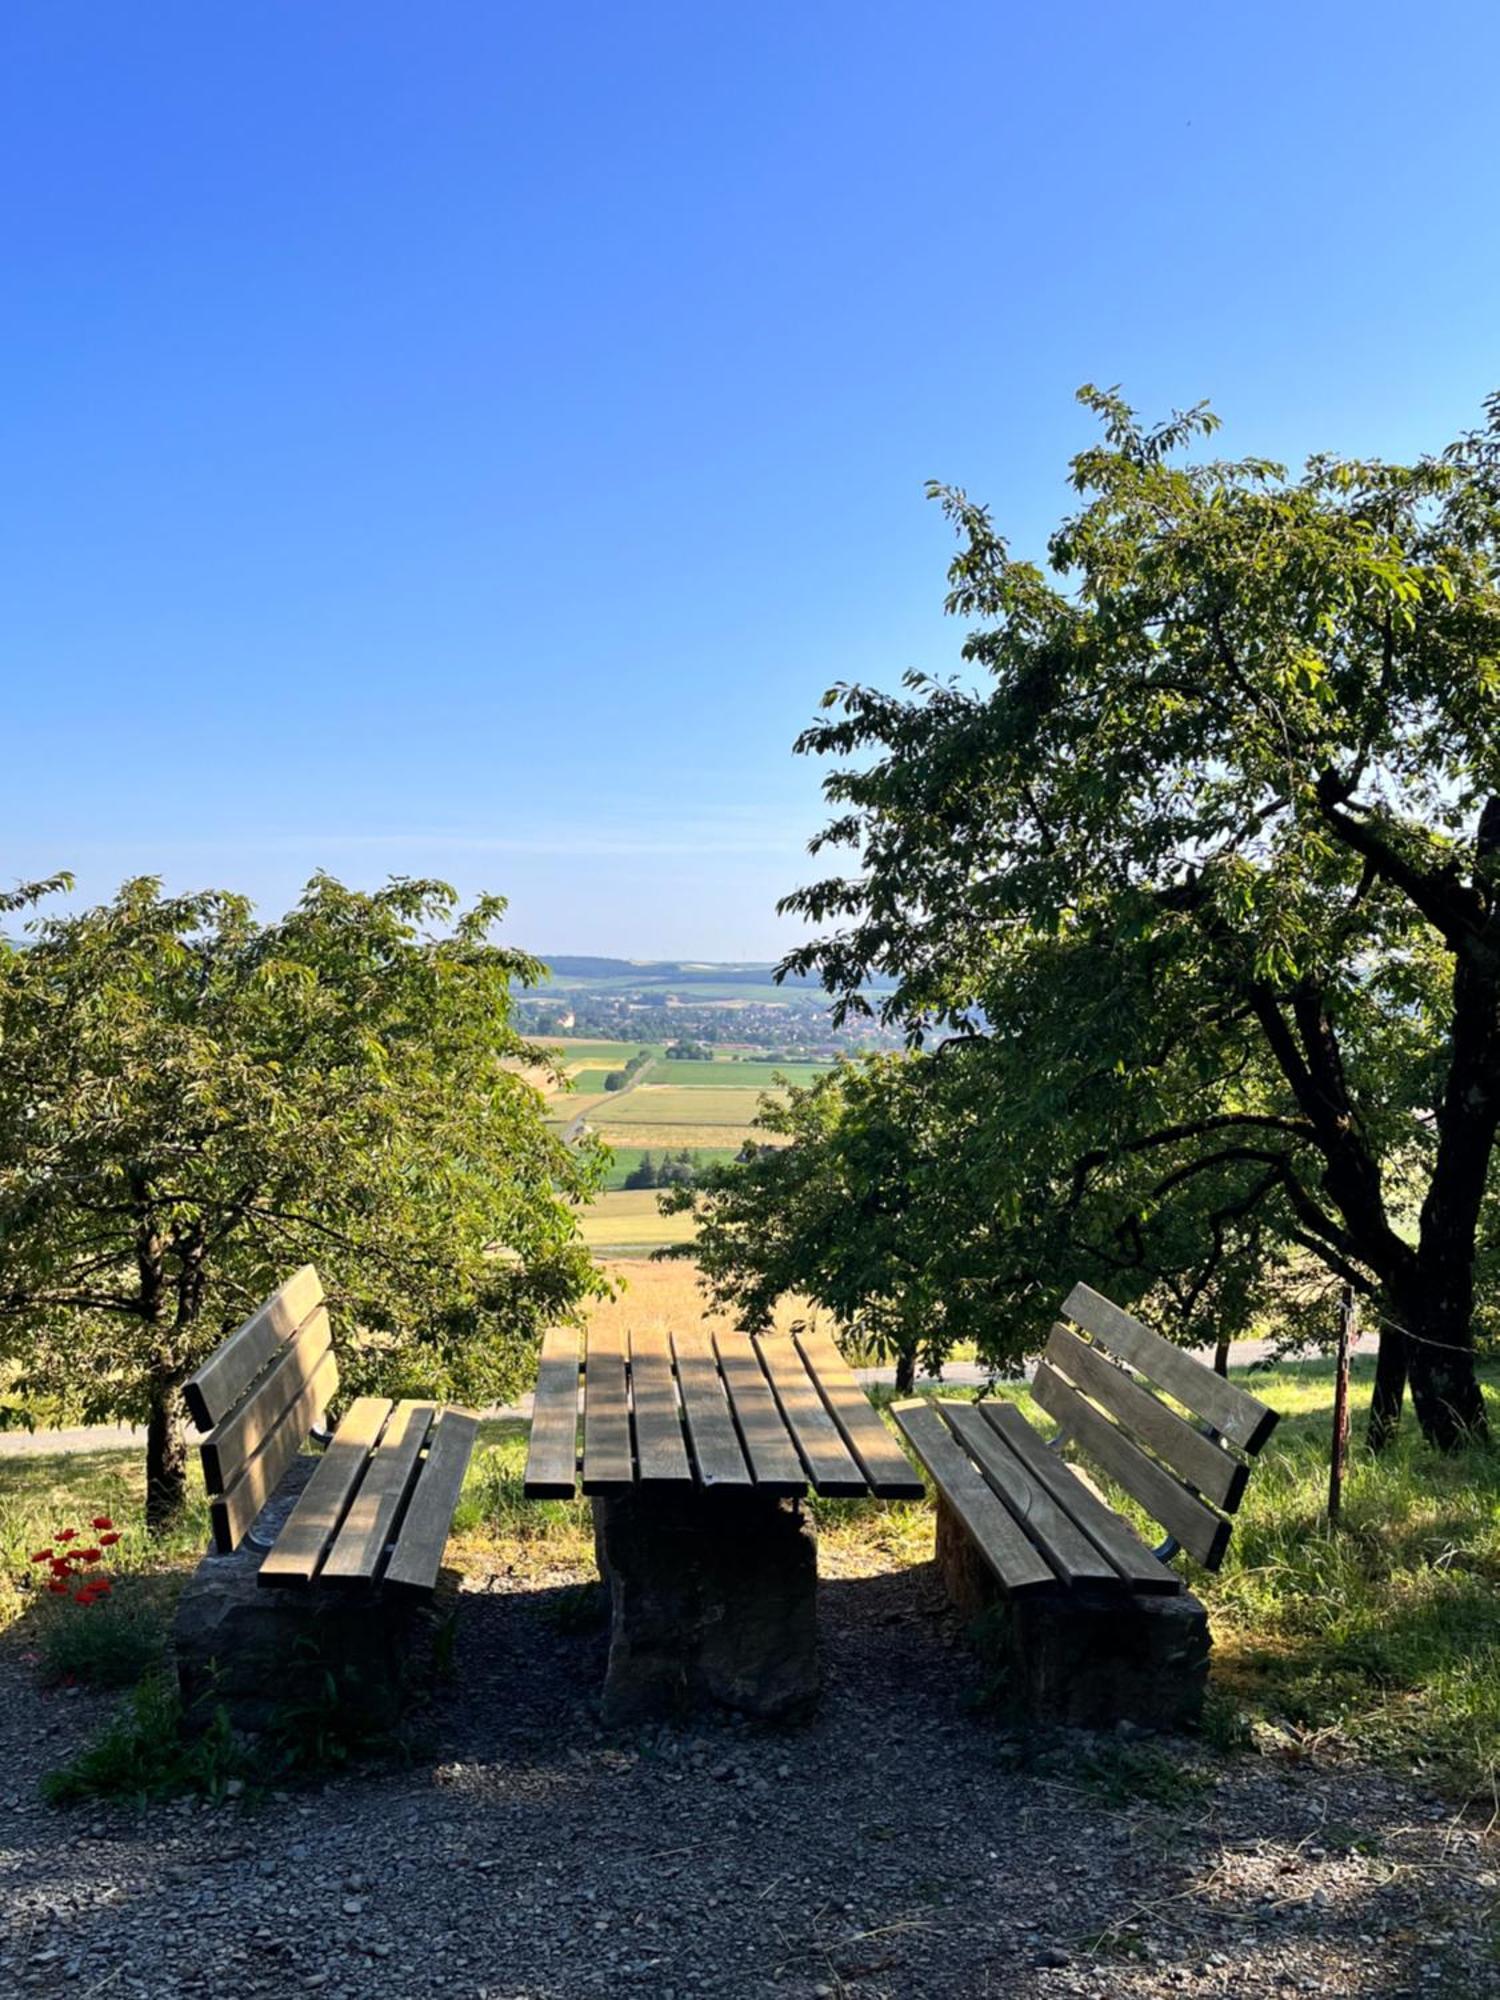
1366;1319;1408;1453
1212;1335;1231;1379
894;1347;917;1394
145;1371;189;1533
1402;1296;1489;1450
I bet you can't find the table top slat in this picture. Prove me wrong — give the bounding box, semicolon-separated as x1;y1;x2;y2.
792;1327;925;1498
629;1327;693;1485
670;1328;752;1487
712;1335;807;1496
754;1334;867;1496
583;1321;635;1492
525;1328;582;1498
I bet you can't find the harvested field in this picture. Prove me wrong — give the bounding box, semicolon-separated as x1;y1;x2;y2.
596;1086;785;1126
575;1190;698;1251
591;1122;777;1150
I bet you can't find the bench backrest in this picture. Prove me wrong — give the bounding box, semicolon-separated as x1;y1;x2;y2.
183;1266;338;1554
1033;1282;1279;1572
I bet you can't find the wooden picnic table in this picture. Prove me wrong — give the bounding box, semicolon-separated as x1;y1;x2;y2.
522;1323;923;1722
523;1322;925;1501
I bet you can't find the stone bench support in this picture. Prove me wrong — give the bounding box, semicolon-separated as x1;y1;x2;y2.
936;1493;1210;1731
591;1488;819;1724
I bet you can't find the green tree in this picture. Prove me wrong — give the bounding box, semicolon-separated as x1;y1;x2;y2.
0;873;606;1526
779;388;1500;1451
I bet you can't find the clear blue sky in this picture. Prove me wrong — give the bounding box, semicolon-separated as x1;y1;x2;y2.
4;3;1498;959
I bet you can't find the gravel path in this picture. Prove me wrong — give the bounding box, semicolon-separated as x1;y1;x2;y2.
1;1541;1494;1999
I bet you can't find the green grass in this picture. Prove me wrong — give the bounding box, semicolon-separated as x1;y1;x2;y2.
540;1039;664;1066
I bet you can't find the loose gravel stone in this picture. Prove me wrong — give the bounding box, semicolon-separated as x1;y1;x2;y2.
0;1547;1495;1997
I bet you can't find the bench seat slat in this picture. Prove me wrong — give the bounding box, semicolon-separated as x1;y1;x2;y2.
1063;1283;1278;1455
943;1404;1126;1591
524;1328;581;1498
210;1345;338;1555
1033;1362;1231;1571
258;1397;395;1587
1046;1324;1249;1513
321;1401;436;1584
629;1327;693;1485
383;1409;480;1597
980;1404;1181;1593
671;1328;752;1487
891;1400;1059;1597
713;1335;807;1495
184;1267;324;1431
754;1334;867;1496
793;1328;926;1499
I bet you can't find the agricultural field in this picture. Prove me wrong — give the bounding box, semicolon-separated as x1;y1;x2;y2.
601;1145;740;1189
539;1038;664;1069
593;1122;777;1150
575;1191;700;1252
650;1059;829;1090
591;1086;784;1127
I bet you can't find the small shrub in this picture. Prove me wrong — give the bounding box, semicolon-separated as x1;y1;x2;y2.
34;1580;169;1689
42;1674;246;1805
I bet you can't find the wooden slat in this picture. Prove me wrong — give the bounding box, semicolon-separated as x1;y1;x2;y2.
209;1345;338;1554
524;1328;581;1498
1063;1283;1279;1455
792;1327;926;1499
943;1404;1124;1591
755;1334;868;1496
184;1266;324;1430
713;1335;807;1496
981;1404;1180;1593
582;1322;634;1492
670;1328;751;1487
890;1400;1059;1597
1045;1324;1249;1513
628;1327;692;1485
258;1398;394;1587
384;1409;480;1597
1032;1361;1231;1570
199;1307;334;1494
321;1401;436;1583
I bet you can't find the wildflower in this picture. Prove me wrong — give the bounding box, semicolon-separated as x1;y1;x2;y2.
29;1550;53;1564
46;1580;68;1596
90;1516;114;1531
78;1549;103;1564
54;1528;77;1543
50;1557;74;1577
98;1532;120;1547
90;1578;112;1596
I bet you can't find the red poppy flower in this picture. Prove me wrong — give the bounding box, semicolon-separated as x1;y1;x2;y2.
91;1517;114;1531
29;1550;53;1564
50;1558;74;1577
98;1533;120;1547
54;1528;77;1543
78;1549;102;1564
46;1580;68;1596
90;1577;112;1595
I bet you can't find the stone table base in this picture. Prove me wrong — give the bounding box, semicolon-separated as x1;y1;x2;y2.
935;1493;1210;1731
591;1488;819;1724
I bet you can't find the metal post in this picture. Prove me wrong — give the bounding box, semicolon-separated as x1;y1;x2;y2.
1327;1283;1355;1530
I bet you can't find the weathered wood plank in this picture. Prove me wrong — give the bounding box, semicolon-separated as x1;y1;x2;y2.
384;1409;480;1597
321;1401;436;1583
890;1400;1059;1597
793;1327;925;1498
755;1334;867;1496
209;1345;338;1554
713;1335;807;1496
628;1327;692;1485
943;1403;1124;1591
1032;1361;1231;1570
671;1328;752;1487
199;1307;335;1494
524;1328;581;1498
184;1266;323;1430
257;1397;393;1587
981;1403;1181;1593
1045;1324;1249;1513
1062;1283;1279;1455
582;1322;635;1492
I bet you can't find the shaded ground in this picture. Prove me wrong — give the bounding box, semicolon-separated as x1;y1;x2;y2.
1;1544;1494;1999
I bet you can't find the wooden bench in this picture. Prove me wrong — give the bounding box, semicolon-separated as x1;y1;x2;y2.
173;1268;479;1734
892;1282;1279;1729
